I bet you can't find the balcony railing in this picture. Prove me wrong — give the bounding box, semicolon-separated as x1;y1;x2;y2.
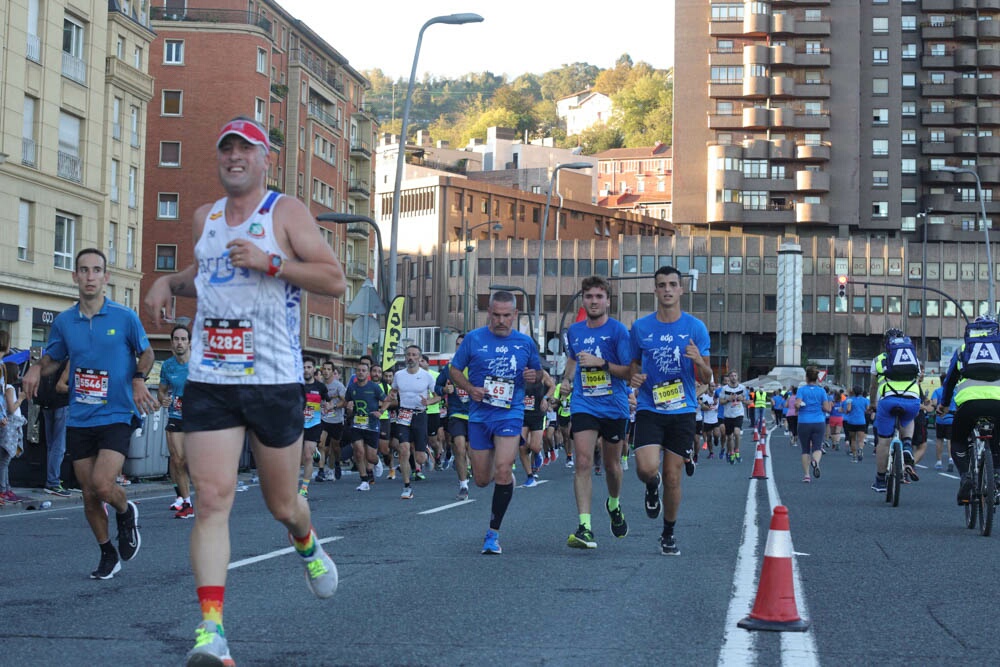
149;6;271;32
22;138;36;166
350;140;371;156
26;34;40;63
348;179;370;196
307;102;340;130
57;151;82;182
347;223;370;237
346;260;368;277
343;341;366;357
62;52;86;84
290;49;345;95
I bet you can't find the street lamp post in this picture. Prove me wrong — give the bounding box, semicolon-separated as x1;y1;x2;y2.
317;212;386;308
916;209;931;364
462;220;502;332
535;161;591;349
939;166;995;312
387;12;484;306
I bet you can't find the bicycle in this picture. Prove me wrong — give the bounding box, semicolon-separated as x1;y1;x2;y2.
964;417;998;536
884;410;904;508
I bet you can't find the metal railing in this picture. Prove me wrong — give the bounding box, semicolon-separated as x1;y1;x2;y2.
21;138;36;166
62;52;86;84
307;102;340;130
290;50;344;94
347;260;368;276
350;140;371;155
57;151;82;182
26;34;40;62
149;7;271;32
348;179;370;194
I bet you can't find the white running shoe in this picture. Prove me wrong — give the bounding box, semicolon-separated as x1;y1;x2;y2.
356;481;371;491
374;459;384;478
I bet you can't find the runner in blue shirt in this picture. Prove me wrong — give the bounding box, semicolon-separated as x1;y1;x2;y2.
844;386;870;463
561;275;632;550
23;248;155;580
796;369;833;482
449;291;541;555
628;267;711;556
930;385;956;471
159;324;193;518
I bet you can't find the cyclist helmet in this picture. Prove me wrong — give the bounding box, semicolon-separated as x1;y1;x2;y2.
884;327;904;342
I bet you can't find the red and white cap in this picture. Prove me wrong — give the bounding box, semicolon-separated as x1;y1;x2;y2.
216;119;270;151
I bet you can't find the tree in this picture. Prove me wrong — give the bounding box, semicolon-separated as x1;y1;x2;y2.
574;124;624;154
612;70;673;147
593;53;634;96
539;62;600;101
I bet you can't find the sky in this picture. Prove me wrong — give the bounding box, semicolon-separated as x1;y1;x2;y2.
276;0;675;80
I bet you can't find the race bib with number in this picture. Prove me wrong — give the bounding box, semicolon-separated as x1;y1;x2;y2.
524;395;536;411
74;368;109;405
170;395;183;415
396;408;414;426
304;393;321;420
354;413;372;429
581;368;612;397
652;380;685;410
201;318;255;376
457;388;470;403
484;375;514;409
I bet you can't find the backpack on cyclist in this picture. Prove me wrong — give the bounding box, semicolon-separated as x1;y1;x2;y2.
961;321;1000;381
883;336;920;381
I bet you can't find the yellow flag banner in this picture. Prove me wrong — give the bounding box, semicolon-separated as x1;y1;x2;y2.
381;296;405;370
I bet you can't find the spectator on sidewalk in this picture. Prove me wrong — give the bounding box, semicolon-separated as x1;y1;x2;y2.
36;359;71;496
2;356;28;504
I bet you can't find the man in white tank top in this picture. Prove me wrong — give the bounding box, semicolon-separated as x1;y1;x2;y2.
144;117;346;667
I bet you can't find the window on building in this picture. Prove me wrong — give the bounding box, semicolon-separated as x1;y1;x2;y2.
872;17;889;33
901;159;916;174
930;43;947;57
57;111;82;182
902;15;917;31
162;90;182;115
873;48;888;64
158;193;179;219
888;296;902;313
902;43;917;59
18;200;32;261
873;170;889;187
817;295;831;313
110;159;119;202
872;202;888;217
901;101;916;116
255;98;265;123
930;100;946;113
257;47;267;74
901;130;916;145
872;78;889;95
902;188;916;203
164;39;183;64
133;46;142;69
54;212;76;270
743;159;768;179
908;300;922;317
805;41;821;55
902;73;916;88
128;166;137;208
160;141;180;166
156;245;177;271
872;139;889;156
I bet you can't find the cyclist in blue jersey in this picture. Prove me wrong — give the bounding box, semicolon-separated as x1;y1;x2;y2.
23;248;156;580
628;267;712;556
159;324;193;518
561;275;633;550
449;291;541;555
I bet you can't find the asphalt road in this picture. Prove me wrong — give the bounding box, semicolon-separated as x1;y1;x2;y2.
3;425;999;667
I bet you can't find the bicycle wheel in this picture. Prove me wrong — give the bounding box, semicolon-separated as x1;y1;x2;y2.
890;441;903;508
966;452;980;529
979;449;995;537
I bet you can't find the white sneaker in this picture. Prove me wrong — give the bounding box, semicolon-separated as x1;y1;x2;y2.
374;459;384;478
400;487;413;499
169;496;184;511
356;481;371;491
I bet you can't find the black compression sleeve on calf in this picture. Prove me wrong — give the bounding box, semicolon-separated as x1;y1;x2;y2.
490;482;514;531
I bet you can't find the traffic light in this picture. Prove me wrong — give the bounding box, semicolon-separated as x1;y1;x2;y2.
837;275;848;298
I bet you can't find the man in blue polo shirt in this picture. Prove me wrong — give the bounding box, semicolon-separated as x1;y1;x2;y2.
449;291;541;555
23;248;157;580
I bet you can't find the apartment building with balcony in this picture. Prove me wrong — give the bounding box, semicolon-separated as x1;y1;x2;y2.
595;143;673;221
0;0;154;349
141;0;377;361
667;0;1000;384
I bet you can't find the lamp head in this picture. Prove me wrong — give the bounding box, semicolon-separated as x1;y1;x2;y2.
432;13;484;25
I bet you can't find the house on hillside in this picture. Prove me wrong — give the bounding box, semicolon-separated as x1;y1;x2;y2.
556;89;613;136
595;143;672;221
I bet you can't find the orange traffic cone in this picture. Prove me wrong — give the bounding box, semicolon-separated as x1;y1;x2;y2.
739;505;810;632
757;441;768;459
752;429;760;445
749;446;767;479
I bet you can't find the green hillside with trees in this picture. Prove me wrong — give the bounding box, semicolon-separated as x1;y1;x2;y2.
364;54;672;154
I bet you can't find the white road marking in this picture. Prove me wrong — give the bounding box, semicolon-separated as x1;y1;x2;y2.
228;536;342;569
418;499;476;515
518;479;550;489
940;473;961;480
793;551;810;557
763;435;820;667
717;468;759;667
